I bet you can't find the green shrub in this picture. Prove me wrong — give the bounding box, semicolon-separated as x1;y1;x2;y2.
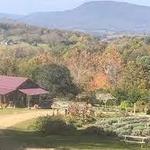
116;128;132;136
144;36;150;45
96;111;108;118
146;104;150;115
66;115;96;128
132;126;145;136
34;115;76;135
146;109;150;115
83;126;116;137
86;116;96;124
142;128;150;136
107;119;118;125
135;101;147;113
66;116;84;127
83;126;103;135
103;128;116;136
120;101;130;111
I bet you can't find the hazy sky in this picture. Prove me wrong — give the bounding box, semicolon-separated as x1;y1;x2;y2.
1;0;150;15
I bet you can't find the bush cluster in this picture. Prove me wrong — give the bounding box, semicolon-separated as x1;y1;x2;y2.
83;126;116;137
34;115;76;135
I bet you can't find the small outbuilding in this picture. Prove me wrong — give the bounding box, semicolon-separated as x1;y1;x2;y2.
0;75;49;108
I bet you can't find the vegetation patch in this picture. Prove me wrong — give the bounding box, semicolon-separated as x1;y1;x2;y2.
33;115;76;135
94;117;150;137
0;108;27;115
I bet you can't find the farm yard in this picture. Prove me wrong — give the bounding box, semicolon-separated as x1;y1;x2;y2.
0;21;150;150
0;102;150;150
0;131;143;150
0;109;53;128
0;76;150;150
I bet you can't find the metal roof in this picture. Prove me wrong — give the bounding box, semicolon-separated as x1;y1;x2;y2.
19;88;49;96
0;88;15;95
0;76;49;96
0;75;27;89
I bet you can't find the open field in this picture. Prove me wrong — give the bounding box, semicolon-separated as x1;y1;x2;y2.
0;108;27;115
0;109;149;150
0;109;53;129
0;129;146;150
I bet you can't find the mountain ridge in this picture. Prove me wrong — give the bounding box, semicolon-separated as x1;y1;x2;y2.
1;1;150;34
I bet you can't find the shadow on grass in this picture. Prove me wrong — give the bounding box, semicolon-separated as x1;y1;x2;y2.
0;128;145;150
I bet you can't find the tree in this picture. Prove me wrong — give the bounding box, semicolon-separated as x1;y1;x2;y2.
0;57;18;75
32;64;79;97
118;60;150;103
144;36;150;45
64;48;102;90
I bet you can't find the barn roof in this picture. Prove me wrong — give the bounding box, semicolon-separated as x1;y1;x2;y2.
0;75;28;89
19;88;49;96
0;75;49;96
0;88;15;95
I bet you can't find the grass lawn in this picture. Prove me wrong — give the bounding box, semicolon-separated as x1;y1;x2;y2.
0;108;50;115
0;111;149;150
0;108;28;115
0;129;147;150
0;119;148;150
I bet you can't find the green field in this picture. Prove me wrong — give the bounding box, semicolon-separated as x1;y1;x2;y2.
0;109;149;150
0;119;147;150
0;129;145;150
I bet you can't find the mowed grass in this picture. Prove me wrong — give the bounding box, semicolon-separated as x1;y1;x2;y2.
0;111;149;150
0;108;28;115
0;129;145;150
11;118;36;131
0;108;50;115
0;119;147;150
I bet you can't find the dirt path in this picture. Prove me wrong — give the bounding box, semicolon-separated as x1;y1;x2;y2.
0;110;53;129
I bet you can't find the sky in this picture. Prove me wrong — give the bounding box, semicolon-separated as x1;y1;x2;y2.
1;0;150;15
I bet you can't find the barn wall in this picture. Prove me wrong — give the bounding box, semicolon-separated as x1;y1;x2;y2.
0;91;27;107
15;91;27;107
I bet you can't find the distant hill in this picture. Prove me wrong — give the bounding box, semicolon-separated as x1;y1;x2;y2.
0;13;22;20
1;1;150;34
19;1;150;33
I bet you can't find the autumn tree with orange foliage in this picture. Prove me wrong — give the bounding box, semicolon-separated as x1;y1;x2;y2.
64;48;102;90
100;45;123;85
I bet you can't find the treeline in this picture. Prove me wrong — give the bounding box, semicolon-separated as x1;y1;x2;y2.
0;23;150;104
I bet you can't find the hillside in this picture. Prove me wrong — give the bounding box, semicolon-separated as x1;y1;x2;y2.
18;1;150;33
0;22;150;103
0;1;150;34
0;22;105;97
0;13;21;20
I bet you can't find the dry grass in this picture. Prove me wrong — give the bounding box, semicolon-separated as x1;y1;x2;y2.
0;109;53;129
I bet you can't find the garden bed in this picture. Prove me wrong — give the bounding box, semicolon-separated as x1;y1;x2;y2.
92;116;150;137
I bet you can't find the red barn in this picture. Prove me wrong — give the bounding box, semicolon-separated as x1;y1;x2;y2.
0;75;49;108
